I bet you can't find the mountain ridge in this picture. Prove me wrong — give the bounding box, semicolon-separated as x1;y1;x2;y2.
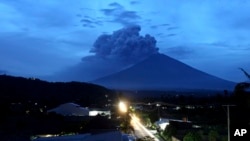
0;74;114;107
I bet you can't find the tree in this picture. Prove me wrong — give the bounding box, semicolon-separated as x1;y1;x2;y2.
144;117;152;127
234;68;250;107
239;68;250;80
208;130;219;141
183;131;202;141
163;124;176;140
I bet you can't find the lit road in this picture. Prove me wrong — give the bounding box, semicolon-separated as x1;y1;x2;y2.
130;114;160;141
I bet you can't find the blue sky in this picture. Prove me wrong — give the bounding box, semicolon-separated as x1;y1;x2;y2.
0;0;249;82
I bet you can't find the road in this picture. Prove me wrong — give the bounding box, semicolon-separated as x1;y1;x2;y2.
130;114;162;141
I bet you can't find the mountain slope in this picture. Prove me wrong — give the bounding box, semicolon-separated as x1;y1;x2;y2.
91;53;236;91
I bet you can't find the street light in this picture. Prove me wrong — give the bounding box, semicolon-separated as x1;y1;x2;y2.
119;101;127;113
118;101;130;133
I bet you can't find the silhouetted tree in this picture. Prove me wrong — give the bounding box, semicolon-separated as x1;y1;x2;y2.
183;131;202;141
163;124;177;140
233;68;250;107
208;130;219;141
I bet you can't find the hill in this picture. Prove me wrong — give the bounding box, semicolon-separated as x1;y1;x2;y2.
0;75;114;108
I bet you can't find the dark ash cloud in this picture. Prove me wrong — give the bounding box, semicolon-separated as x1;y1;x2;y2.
89;25;159;63
100;3;140;26
59;25;159;82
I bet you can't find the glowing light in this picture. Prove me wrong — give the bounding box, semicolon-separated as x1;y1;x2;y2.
89;111;99;116
133;115;140;122
119;101;127;113
159;123;169;130
45;134;53;137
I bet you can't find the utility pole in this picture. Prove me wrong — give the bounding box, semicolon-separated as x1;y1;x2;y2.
156;103;160;120
222;105;235;141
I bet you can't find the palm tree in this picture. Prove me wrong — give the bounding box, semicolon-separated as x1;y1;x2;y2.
239;68;250;80
231;68;250;135
234;68;250;100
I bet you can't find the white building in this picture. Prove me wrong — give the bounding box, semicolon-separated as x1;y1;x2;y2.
155;118;191;130
89;108;111;118
33;131;135;141
154;118;170;130
47;103;112;119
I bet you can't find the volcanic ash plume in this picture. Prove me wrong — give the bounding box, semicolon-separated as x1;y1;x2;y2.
90;25;159;63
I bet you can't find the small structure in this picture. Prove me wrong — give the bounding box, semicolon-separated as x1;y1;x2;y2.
154;118;170;130
89;108;111;119
155;118;191;131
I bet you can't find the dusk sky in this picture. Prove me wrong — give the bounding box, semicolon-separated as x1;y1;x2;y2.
0;0;250;83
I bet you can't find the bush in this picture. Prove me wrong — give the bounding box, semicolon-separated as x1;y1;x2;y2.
183;131;202;141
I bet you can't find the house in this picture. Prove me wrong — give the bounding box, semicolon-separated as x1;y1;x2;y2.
154;118;170;131
48;103;112;118
89;108;111;119
155;118;191;131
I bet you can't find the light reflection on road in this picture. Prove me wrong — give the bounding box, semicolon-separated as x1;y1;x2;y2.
130;114;160;141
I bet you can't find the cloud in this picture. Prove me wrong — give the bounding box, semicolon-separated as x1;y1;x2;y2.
150;23;170;29
0;0;77;31
167;27;178;30
108;2;123;8
211;1;250;30
130;1;140;5
114;11;140;26
0;32;85;76
164;46;194;59
166;34;176;37
80;18;103;28
150;25;158;29
100;2;140;26
89;25;159;63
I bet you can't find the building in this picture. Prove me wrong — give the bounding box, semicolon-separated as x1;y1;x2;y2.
47;103;111;118
89;108;111;119
47;103;89;116
155;118;191;131
33;131;135;141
